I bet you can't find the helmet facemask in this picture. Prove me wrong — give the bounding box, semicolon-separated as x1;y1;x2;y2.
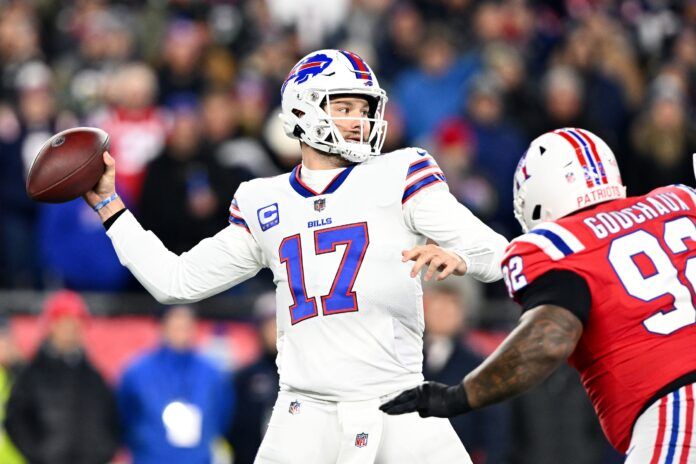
322;90;388;162
287;88;388;163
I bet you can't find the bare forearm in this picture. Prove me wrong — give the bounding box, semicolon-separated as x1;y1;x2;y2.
463;305;582;409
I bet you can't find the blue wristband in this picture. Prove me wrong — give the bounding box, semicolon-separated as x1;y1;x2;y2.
93;193;119;212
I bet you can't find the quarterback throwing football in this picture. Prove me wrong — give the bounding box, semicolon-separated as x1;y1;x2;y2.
85;49;508;463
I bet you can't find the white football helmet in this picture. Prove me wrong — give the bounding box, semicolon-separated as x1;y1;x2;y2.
280;49;388;163
513;128;626;232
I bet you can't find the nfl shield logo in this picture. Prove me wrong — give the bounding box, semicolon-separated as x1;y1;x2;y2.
355;432;368;448
314;198;326;212
565;171;576;184
289;400;301;415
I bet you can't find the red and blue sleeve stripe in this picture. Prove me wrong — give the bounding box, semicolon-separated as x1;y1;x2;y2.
407;158;437;179
403;156;447;204
402;172;447;204
228;199;250;232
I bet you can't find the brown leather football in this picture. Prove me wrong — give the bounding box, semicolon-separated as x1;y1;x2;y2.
26;127;110;203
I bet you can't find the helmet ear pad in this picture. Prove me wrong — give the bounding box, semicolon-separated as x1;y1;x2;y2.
513;128;626;232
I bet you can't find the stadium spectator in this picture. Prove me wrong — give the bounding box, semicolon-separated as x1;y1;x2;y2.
422;282;509;464
5;290;119;464
54;5;136;116
374;3;425;83
465;75;525;236
628;78;696;195
503;364;622;464
265;0;351;52
0;317;25;464
672;28;696;109
0;62;56;288
555;17;630;148
205;88;279;178
37;198;132;291
393;27;482;143
139;95;251;254
430;118;498;225
484;43;539;139
117;305;233;464
228;293;279;464
236;76;272;138
157;20;207;104
90;62;168;207
0;4;42;100
200;88;240;150
0;60;80;289
532;65;590;139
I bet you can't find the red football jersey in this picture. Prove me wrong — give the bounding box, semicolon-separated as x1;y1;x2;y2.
501;185;696;452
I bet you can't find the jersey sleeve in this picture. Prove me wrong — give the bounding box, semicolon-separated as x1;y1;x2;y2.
516;269;592;325
106;206;265;304
228;198;250;232
400;148;448;205
500;223;587;301
399;148;509;283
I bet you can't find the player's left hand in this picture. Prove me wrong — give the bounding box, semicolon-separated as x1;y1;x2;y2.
402;244;467;281
379;381;471;417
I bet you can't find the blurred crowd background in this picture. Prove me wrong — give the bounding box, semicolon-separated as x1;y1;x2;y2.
0;0;694;462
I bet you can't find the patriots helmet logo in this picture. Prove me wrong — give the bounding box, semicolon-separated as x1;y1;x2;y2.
281;53;333;95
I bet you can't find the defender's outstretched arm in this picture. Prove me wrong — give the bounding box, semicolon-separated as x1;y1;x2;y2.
380;305;583;416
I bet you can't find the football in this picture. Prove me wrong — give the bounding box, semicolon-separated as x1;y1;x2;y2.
26;127;110;203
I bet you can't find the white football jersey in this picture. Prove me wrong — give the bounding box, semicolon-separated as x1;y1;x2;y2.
229;148;495;400
107;147;507;402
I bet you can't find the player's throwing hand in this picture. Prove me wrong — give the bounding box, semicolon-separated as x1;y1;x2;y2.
402;244;468;281
83;151;116;208
380;381;472;417
83;151;125;222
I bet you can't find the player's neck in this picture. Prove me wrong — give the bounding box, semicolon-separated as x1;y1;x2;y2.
301;146;352;170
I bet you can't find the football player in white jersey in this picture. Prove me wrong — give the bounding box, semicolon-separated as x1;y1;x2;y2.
84;49;508;463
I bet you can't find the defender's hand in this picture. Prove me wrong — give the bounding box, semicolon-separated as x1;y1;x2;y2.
380;381;471;417
402;244;467;281
83;151;124;221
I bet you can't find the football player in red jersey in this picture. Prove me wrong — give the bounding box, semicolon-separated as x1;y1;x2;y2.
382;128;696;463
